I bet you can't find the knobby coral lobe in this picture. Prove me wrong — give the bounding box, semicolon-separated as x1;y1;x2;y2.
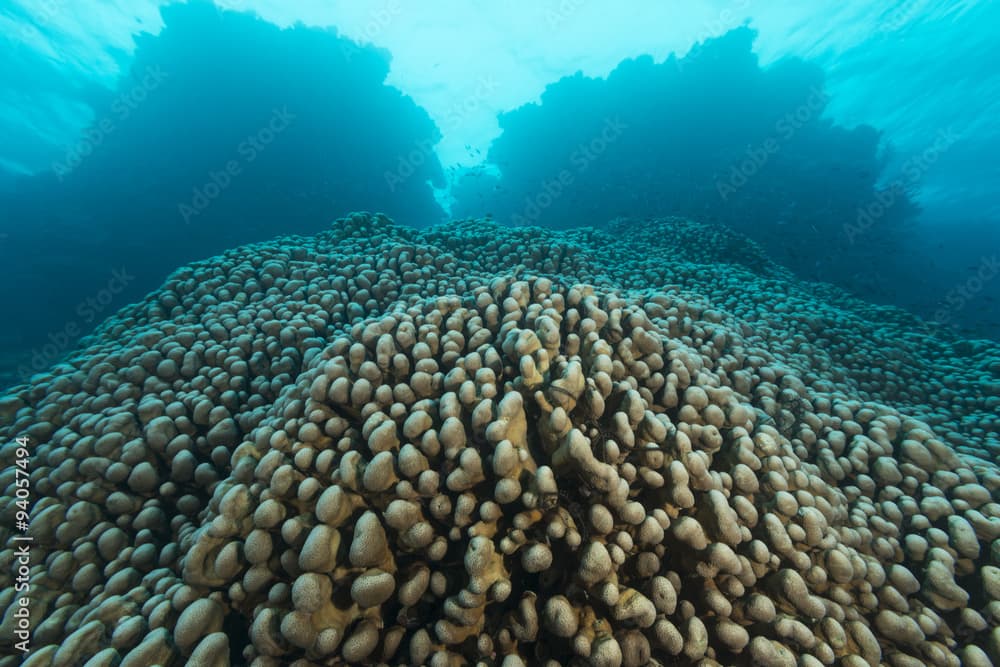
1;212;998;666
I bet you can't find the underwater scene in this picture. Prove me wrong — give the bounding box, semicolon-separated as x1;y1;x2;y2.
1;1;999;665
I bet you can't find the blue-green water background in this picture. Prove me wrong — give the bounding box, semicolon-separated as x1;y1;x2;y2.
0;1;998;388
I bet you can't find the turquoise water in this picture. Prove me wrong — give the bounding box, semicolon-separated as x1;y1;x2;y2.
0;2;998;388
0;4;999;664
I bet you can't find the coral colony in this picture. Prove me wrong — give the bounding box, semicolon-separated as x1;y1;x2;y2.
2;213;998;665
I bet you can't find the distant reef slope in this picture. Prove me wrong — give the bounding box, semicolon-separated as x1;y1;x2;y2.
1;214;998;665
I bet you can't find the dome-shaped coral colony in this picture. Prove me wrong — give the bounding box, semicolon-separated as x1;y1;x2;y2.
1;213;999;666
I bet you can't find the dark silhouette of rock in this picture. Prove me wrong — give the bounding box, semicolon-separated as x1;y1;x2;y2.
0;2;447;386
452;27;918;291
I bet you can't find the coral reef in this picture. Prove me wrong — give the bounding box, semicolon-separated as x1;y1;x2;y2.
450;28;920;292
1;213;999;665
0;2;448;390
